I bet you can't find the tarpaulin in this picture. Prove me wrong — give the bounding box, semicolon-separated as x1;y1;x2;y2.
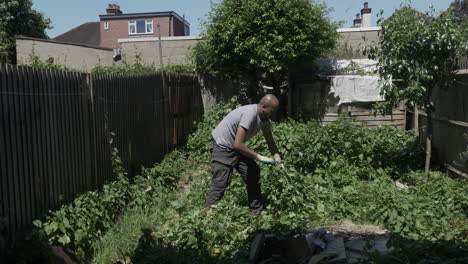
330;75;388;105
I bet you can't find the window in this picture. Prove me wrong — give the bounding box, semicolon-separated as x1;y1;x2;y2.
104;21;109;31
128;19;153;35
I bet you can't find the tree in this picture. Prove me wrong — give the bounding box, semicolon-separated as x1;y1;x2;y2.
192;0;339;99
0;0;51;64
449;0;467;24
449;0;468;43
366;5;464;182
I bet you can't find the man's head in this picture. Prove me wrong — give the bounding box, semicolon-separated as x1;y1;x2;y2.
257;94;279;121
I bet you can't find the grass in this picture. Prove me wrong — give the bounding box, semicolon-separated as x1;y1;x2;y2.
93;207;158;264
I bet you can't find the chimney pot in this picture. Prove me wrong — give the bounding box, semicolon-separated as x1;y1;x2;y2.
360;2;372;27
356;13;361;19
106;4;122;15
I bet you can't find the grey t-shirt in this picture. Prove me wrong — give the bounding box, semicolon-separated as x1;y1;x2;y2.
212;104;272;149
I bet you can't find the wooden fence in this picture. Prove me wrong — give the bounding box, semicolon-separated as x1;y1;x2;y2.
0;65;203;234
406;72;468;177
457;56;468;71
289;78;406;129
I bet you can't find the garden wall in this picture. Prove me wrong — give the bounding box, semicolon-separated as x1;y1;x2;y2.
16;36;120;71
118;36;201;67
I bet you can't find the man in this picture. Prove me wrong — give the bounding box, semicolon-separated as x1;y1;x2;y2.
206;94;283;214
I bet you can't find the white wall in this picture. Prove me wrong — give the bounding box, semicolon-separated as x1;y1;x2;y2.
16;37;120;72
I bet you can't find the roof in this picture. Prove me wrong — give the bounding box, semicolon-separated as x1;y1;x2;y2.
54;22;100;47
118;36;202;43
99;11;190;26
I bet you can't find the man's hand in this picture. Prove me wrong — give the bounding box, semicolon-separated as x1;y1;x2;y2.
256;154;276;164
273;153;282;163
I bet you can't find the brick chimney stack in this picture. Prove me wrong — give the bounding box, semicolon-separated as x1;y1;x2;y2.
360;2;372;27
353;13;362;27
106;4;123;15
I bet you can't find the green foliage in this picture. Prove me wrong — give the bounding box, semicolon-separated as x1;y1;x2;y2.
36;99;467;262
449;0;468;42
0;0;51;64
164;64;195;72
27;55;78;72
134;111;465;262
366;5;464;114
93;206;173;264
33;135;190;259
91;62;194;74
336;61;377;75
193;0;339;91
25;54;193;74
91;61;157;75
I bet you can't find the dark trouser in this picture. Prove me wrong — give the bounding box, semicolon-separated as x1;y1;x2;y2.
205;141;264;212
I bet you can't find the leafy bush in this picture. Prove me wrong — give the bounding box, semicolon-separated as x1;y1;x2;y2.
33;145;190;258
91;61;157;75
27;56;78;72
164;64;195;72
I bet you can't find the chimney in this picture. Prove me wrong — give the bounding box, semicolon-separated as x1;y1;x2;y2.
360;2;372;27
353;13;362;27
106;4;122;15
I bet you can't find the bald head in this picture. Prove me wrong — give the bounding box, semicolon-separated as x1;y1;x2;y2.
259;94;279;108
257;94;279;121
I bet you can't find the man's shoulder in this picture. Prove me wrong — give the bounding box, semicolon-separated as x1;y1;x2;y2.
236;104;256;110
231;104;256;116
241;104;257;114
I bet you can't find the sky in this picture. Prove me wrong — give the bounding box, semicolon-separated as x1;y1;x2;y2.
32;0;455;39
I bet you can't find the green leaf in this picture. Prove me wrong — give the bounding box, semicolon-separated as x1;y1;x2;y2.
58;235;71;245
32;220;42;228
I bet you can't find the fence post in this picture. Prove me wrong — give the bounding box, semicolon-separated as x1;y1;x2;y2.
157;24;171;153
85;73;98;190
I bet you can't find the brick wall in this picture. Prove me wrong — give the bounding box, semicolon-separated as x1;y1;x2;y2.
100;15;187;48
173;18;186;36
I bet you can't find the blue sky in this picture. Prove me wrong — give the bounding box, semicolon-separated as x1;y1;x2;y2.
32;0;455;38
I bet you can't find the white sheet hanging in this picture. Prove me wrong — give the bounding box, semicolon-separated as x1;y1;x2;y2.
330;75;387;105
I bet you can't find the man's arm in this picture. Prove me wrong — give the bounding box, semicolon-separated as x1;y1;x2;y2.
262;130;282;162
233;126;258;160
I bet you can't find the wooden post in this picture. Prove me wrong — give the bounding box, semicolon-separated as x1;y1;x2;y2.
85;73;98;189
414;107;419;135
157;24;170;153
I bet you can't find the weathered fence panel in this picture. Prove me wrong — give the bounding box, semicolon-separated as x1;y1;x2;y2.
0;66;92;233
0;65;203;236
407;73;468;176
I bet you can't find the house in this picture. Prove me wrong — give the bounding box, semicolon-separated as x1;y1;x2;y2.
54;22;101;47
337;2;379;54
53;4;190;48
